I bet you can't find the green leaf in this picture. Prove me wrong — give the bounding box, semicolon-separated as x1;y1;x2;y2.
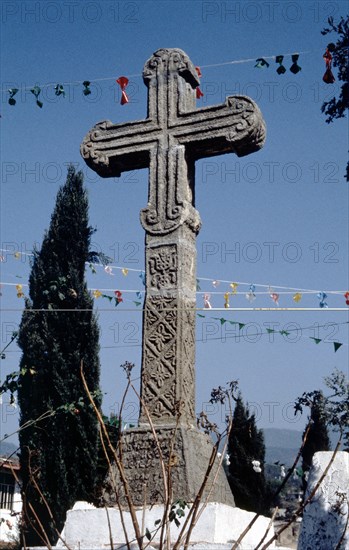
145;528;151;541
154;519;161;526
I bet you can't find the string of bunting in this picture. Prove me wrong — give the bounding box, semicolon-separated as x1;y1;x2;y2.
195;314;348;353
1;248;348;308
2;47;337;112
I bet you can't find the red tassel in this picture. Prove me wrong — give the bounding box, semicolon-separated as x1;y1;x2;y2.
116;76;129;105
322;49;335;84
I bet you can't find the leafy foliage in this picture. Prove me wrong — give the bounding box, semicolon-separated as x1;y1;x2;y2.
321;15;349;180
17;167;101;545
227;394;270;515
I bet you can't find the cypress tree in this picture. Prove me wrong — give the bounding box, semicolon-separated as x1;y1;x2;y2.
227;394;269;515
17;167;101;545
301;392;331;492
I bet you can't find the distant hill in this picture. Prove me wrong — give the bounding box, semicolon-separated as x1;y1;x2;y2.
263;428;339;467
264;429;301;466
0;441;19;458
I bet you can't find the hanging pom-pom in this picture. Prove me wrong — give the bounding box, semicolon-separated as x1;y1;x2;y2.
254;58;269;69
16;284;24;298
116;76;129;105
30;85;43;108
275;55;286;75
93;290;102;299
344;291;349;306
289;54;301;74
323;45;335;84
8;88;18;106
121;268;129;276
82;81;92;96
212;280;220;288
54;84;65;97
195;66;204;99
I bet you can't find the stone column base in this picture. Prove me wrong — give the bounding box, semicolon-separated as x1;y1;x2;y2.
101;425;234;507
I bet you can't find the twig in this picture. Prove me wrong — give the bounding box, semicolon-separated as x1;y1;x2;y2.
232;419;312;550
105;506;114;550
260;438;342;549
80;362;143;548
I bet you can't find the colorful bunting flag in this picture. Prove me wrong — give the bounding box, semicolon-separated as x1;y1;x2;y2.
323;43;336;84
224;292;230;309
317;291;328;308
116;77;129;105
30;85;43;108
195;66;204;99
16;284;24;298
83;81;91;95
230;282;238;294
8;88;18;106
93;289;102;298
293;292;302;303
121;268;129;276
203;293;212;309
344;291;349;306
276;55;286;74
54;84;65;97
255;58;269;69
289;54;301;74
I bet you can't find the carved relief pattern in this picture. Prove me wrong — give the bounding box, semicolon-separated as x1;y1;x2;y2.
148;245;177;289
140;295;178;421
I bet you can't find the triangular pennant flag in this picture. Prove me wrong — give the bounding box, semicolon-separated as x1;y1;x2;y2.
333;342;343;352
266;328;275;334
133;301;141;307
238;323;245;330
279;330;290;336
310;337;322;344
197;313;205;318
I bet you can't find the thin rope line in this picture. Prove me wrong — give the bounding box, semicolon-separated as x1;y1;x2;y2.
0;50;312;94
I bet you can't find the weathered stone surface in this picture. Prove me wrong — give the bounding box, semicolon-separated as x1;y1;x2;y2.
102;426;233;506
81;48;266;507
297;451;349;550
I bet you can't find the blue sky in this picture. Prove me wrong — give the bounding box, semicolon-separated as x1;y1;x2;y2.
1;0;348;443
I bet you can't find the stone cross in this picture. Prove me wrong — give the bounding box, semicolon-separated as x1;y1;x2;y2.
81;48;265;506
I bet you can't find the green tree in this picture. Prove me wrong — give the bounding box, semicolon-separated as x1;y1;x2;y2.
321;15;349;180
301;391;331;492
227;394;269;515
17;167;102;546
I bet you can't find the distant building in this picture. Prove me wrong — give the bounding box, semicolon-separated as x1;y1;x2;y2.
0;457;22;543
